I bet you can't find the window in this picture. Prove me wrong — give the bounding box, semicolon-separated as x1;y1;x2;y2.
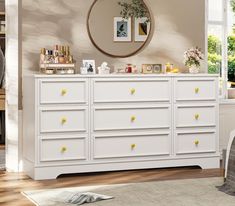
208;0;225;97
208;0;235;98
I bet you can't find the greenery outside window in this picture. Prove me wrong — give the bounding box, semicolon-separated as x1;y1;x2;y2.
208;0;235;99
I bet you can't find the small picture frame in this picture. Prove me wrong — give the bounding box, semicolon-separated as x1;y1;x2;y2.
142;64;163;74
114;17;131;42
142;64;153;74
152;64;162;74
134;17;150;42
83;60;96;74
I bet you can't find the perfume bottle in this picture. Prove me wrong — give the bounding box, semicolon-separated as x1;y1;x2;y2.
65;46;70;63
68;55;73;63
46;50;54;63
58;46;66;64
44;50;50;63
40;48;46;64
165;63;173;73
53;45;59;63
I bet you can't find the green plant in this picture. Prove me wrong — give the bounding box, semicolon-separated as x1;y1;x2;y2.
208;35;221;54
231;0;235;13
208;53;222;74
228;35;235;55
118;0;150;22
228;55;235;81
208;35;222;74
208;33;235;81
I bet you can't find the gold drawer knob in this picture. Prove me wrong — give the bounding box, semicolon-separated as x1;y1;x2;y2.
131;144;136;150
61;117;67;124
195;114;199;120
130;88;136;95
195;88;200;94
131;116;136;122
61;146;67;153
194;140;199;146
61;89;67;96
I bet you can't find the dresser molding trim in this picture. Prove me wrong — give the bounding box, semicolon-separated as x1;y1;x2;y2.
39;79;88;105
23;74;220;180
23;156;220;180
39;107;88;133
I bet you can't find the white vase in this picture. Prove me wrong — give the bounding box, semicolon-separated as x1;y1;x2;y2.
189;65;200;74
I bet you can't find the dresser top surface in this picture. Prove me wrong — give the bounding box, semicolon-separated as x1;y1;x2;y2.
25;73;219;79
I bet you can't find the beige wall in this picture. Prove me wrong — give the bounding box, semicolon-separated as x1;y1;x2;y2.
22;0;206;74
219;104;235;154
88;0;144;57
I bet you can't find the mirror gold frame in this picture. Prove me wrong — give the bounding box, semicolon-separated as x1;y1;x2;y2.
87;0;153;58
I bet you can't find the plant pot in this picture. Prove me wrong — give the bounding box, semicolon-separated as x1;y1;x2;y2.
189;65;200;74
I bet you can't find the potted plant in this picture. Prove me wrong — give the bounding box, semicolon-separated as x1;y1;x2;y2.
118;0;150;23
184;47;204;74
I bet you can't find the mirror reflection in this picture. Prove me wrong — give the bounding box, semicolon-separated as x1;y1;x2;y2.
87;0;152;58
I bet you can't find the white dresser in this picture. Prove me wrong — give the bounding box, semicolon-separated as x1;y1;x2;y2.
23;74;220;180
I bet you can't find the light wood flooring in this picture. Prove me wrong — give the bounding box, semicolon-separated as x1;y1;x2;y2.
0;166;223;206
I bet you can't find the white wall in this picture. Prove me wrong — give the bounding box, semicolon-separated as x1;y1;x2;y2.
219;104;235;154
22;0;206;76
5;0;20;172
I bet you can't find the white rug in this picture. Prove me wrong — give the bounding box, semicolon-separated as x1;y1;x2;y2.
22;177;235;206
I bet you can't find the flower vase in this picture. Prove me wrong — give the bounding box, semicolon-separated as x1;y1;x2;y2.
189;65;200;74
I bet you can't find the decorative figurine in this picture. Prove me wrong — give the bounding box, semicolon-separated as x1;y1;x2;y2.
98;62;110;74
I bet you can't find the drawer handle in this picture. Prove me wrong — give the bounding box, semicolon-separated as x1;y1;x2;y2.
195;88;200;94
194;114;200;120
194;140;199;146
61;117;67;124
130;88;136;95
61;146;67;153
131;144;136;150
131;116;136;122
61;89;67;96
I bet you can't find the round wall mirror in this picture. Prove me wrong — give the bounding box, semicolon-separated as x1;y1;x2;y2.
87;0;153;58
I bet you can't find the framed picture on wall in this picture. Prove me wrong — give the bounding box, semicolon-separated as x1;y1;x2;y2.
134;17;150;42
114;17;131;42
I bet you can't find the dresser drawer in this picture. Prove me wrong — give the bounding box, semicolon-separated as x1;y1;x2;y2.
93;105;171;131
175;131;216;154
93;79;171;103
39;79;87;104
93;133;170;159
40;107;87;133
175;78;217;101
40;137;87;162
175;104;216;128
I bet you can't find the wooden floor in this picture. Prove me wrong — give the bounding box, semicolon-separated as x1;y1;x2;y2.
0;166;223;206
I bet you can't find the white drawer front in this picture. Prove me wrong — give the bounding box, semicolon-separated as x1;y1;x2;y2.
175;131;216;154
175;104;216;128
93;79;171;103
93;106;171;131
40;80;87;104
93;133;170;159
40;138;86;162
175;79;217;101
40;108;87;133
